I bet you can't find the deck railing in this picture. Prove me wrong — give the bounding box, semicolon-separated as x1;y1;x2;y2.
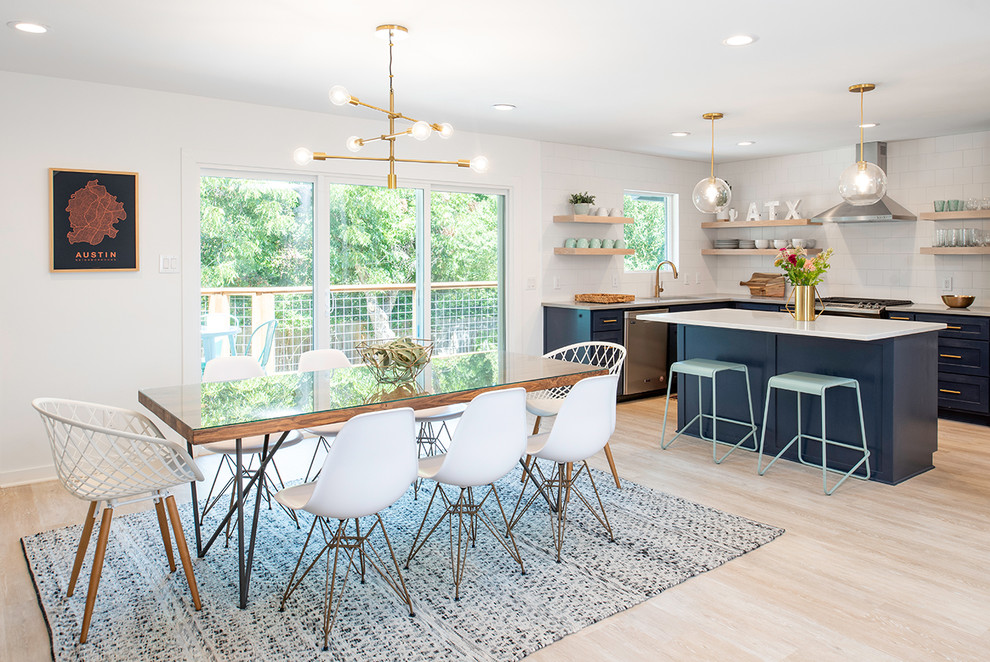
201;282;498;373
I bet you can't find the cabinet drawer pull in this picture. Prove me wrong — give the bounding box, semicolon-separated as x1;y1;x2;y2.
939;354;963;359
601;319;618;324
889;316;910;320
939;388;962;395
946;326;962;330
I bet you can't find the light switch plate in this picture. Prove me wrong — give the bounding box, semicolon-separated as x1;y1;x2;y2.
942;276;953;291
525;276;536;290
159;255;179;274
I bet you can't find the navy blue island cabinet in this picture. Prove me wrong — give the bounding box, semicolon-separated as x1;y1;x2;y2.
646;309;946;485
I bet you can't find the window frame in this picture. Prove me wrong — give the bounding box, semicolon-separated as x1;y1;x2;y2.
622;189;679;273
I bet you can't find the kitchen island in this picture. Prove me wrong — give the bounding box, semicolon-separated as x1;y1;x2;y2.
641;309;946;484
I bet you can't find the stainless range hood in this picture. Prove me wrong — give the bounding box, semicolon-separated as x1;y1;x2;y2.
813;142;917;223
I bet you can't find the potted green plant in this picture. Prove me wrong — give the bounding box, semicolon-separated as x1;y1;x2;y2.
568;192;596;215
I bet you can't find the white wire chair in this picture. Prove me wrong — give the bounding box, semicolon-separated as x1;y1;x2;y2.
276;407;418;652
508;374;619;562
32;397;204;644
525;342;626;487
199;357;304;537
404;388;527;599
297;349;353;482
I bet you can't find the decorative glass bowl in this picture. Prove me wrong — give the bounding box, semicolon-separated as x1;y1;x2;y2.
356;337;434;384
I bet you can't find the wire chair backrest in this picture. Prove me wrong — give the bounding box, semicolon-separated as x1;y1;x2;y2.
306;407;417;519
536;374;619;464
538;341;626;401
297;348;352;373
31;398;203;502
432;387;527;488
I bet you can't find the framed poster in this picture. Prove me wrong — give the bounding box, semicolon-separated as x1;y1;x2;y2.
50;168;139;272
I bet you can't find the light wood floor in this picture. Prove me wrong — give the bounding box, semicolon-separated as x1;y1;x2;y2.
3;397;989;660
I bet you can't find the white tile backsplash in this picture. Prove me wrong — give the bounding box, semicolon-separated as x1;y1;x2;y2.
716;131;990;304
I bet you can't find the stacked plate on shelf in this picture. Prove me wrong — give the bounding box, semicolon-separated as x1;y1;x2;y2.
738;239;757;249
713;239;739;249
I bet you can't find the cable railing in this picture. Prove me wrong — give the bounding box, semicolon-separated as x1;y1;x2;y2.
201;282;498;373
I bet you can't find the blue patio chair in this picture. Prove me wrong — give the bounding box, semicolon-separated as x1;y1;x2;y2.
247;319;279;371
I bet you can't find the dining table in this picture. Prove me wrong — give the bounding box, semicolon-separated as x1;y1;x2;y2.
138;350;607;608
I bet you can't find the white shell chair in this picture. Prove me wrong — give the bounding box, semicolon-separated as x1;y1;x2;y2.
297;349;353;482
276;407;417;652
404;387;527;600
32;398;205;643
525;342;626;488
509;374;619;562
199;356;304;536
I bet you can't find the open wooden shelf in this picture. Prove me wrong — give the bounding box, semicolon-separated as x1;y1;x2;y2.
920;246;990;255
554;247;635;256
919;210;990;221
702;248;822;256
701;218;821;229
553;214;634;224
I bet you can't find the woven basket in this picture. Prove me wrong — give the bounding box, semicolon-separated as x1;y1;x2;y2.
574;293;636;304
356;338;434;384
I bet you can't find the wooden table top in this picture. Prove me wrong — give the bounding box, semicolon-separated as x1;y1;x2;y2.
139;351;606;445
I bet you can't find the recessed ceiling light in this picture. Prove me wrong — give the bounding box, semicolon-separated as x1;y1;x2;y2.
737;141;755;146
859;122;878;128
723;34;757;47
7;21;48;34
492;103;516;111
670;131;690;137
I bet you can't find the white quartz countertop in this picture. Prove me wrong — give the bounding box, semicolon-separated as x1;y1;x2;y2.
640;309;946;341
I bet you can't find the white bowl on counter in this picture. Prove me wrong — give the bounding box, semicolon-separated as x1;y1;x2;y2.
773;239;789;249
755;239;770;249
792;239;807;249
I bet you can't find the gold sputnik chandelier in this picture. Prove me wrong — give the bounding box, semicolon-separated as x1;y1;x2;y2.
293;24;488;189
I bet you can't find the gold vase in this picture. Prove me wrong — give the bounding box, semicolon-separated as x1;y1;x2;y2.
786;285;823;321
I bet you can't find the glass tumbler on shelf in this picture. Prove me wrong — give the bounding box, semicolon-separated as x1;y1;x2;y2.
982;197;990;210
948;228;959;247
966;198;980;211
964;228;977;247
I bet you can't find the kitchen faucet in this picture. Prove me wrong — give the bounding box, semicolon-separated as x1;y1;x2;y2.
655;260;678;296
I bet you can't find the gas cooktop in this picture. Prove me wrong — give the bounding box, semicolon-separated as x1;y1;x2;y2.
818;297;913;317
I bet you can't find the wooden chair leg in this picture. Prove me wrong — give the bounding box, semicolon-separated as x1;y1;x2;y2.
80;506;113;644
68;501;99;598
154;498;176;573
165;495;202;611
602;442;622;489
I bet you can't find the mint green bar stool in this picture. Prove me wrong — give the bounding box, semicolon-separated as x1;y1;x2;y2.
660;358;758;463
758;371;870;495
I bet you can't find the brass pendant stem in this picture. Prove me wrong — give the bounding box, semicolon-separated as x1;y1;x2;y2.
710;116;715;179
859;88;864;164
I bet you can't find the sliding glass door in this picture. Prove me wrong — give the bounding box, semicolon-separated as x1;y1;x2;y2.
199;174;503;373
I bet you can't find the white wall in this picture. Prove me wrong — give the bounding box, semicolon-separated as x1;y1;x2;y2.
0;71;543;485
715;133;990;301
540;142;712;300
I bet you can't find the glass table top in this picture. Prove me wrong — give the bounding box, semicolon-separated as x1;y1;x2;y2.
139;351;605;443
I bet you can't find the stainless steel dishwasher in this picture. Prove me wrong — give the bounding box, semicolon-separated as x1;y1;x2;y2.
623;308;669;395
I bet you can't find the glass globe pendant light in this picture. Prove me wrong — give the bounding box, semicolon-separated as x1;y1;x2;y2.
838;83;887;206
692;113;731;214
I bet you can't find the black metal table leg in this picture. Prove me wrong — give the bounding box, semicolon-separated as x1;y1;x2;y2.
235;438;247;608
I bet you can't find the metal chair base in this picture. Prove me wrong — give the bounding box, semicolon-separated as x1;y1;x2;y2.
660;360;758;464
758;372;870;495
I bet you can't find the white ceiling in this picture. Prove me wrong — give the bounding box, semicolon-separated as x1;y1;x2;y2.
4;0;990;163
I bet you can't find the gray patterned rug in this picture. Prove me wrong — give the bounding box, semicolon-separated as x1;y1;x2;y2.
22;467;782;661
